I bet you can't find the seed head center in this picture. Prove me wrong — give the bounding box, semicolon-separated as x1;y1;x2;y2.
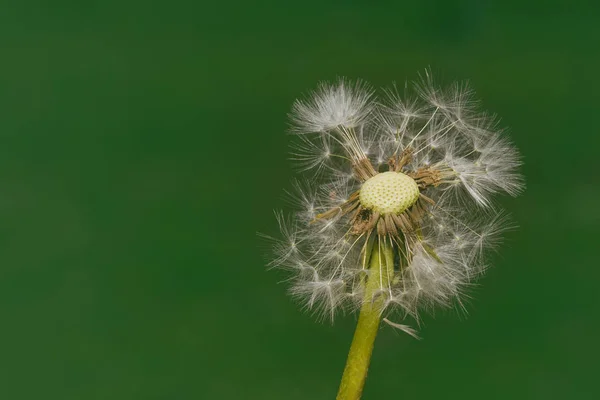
359;171;420;214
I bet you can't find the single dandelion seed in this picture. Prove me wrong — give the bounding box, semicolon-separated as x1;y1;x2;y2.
264;72;523;400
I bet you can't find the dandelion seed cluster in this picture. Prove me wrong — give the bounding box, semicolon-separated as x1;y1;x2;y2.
269;72;523;326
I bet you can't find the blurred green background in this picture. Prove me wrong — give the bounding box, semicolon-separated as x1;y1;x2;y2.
1;1;599;399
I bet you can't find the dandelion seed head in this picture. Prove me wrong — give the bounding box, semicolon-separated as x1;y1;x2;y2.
266;71;523;331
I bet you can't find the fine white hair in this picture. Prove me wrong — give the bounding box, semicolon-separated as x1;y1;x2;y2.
267;72;523;324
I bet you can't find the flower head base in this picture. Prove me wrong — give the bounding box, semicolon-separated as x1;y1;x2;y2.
359;171;419;214
268;73;523;327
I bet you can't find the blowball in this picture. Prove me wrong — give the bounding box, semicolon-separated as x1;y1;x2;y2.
267;72;523;329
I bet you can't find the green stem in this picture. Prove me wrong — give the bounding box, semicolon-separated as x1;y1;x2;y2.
336;237;394;400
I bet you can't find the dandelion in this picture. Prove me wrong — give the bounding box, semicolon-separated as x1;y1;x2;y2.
265;72;523;400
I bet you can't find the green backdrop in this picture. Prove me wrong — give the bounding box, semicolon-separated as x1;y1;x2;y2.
1;1;599;399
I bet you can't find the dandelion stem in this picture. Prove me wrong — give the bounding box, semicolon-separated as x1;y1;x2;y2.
336;237;394;400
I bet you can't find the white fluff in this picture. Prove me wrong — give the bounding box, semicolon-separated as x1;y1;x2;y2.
267;72;523;328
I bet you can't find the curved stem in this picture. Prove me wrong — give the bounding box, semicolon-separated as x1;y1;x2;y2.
336;237;394;400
